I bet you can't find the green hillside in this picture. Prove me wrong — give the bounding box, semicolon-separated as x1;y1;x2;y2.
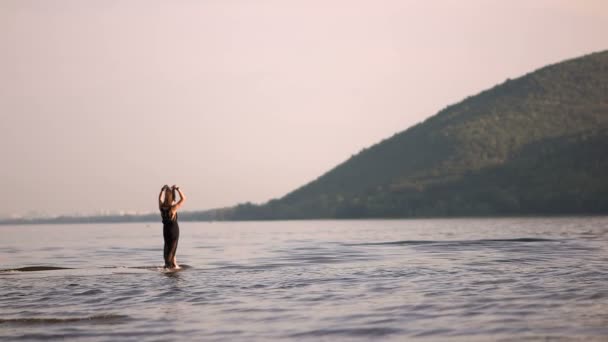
229;50;608;219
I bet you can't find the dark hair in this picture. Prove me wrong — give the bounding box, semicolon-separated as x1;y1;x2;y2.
162;188;175;207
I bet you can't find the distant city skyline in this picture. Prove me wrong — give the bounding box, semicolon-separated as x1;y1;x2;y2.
1;1;607;218
6;208;152;220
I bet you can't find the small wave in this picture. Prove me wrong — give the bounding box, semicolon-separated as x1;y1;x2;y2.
482;238;555;242
74;289;104;296
345;238;555;247
0;314;129;325
1;264;193;274
126;264;193;271
0;266;73;273
289;327;403;338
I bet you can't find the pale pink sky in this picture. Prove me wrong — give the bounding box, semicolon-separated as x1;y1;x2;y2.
1;1;607;218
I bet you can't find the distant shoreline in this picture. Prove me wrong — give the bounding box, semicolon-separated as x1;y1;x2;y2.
2;212;606;225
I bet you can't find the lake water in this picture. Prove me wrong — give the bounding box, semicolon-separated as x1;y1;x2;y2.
1;217;608;341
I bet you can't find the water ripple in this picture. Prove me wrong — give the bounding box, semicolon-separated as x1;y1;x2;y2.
1;218;608;340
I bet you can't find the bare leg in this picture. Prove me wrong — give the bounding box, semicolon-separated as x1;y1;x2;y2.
165;239;179;269
171;238;179;268
163;242;172;268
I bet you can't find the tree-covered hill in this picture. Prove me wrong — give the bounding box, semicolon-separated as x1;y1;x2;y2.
2;50;606;225
227;50;608;219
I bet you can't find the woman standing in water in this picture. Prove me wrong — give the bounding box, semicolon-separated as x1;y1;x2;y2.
158;185;186;269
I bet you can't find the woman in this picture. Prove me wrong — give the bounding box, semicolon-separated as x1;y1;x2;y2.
158;184;186;269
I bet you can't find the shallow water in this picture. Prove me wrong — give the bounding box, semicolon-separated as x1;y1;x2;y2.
1;217;608;341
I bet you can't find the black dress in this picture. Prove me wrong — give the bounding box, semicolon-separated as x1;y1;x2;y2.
160;207;179;268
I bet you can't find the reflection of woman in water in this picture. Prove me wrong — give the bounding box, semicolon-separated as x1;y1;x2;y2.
158;185;186;269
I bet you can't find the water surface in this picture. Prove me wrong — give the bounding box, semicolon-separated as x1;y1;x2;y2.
1;217;608;340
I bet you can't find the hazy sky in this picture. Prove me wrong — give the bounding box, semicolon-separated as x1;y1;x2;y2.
1;1;607;218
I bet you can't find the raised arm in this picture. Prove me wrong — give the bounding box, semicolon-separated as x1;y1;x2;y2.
172;186;186;210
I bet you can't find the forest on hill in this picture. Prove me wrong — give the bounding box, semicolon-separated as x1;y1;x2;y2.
3;51;607;225
218;50;608;219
